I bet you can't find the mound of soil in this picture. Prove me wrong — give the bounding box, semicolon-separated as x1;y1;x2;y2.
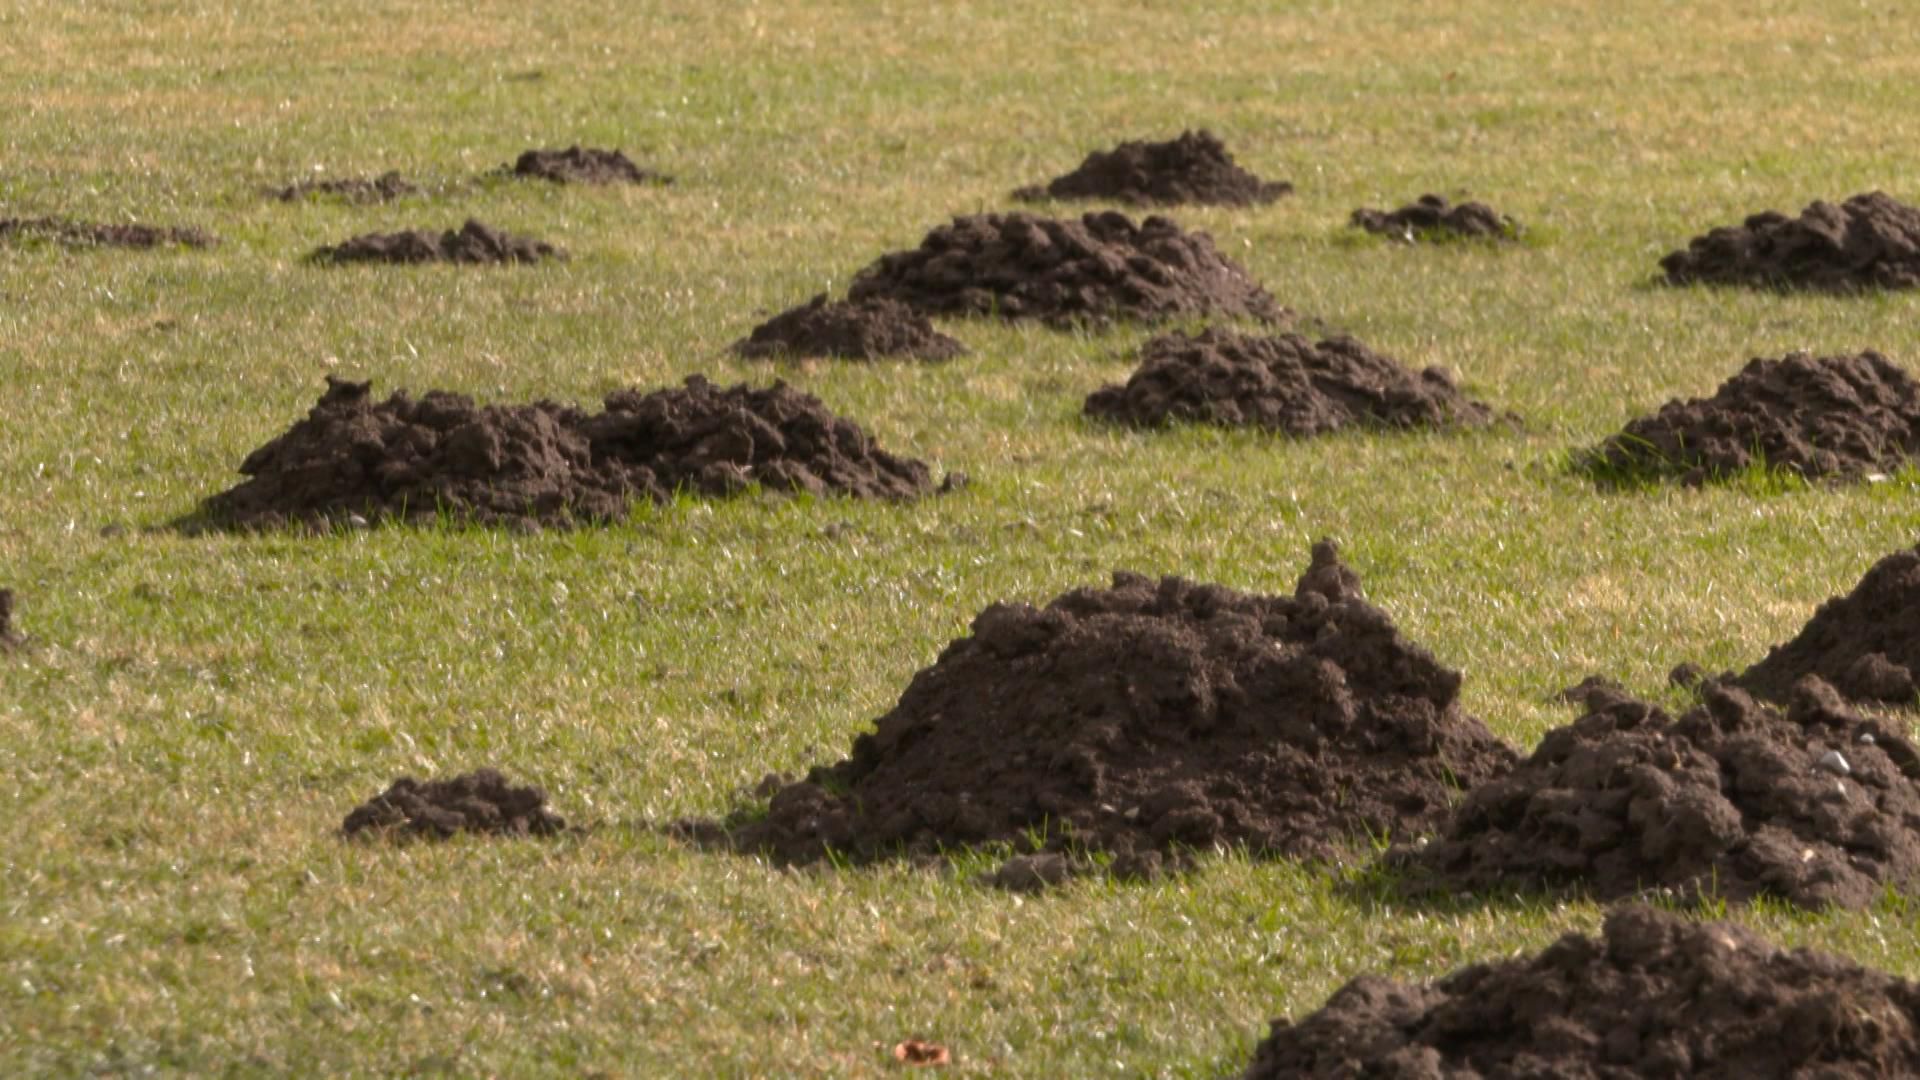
310;219;565;265
1083;328;1498;433
1661;191;1920;290
270;171;421;203
1243;904;1920;1079
193;374;940;531
698;542;1516;876
1737;544;1920;707
1012;130;1292;208
1392;676;1920;909
510;146;669;186
1350;194;1517;242
845;210;1289;328
1580;351;1920;485
731;294;967;362
341;769;566;839
0;216;215;249
0;589;21;651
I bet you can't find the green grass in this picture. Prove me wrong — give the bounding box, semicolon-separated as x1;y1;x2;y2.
6;0;1920;1074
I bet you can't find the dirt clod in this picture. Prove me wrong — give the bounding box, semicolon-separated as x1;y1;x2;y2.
1242;904;1920;1079
310;219;565;264
1551;674;1628;710
1013;130;1292;207
1737;544;1920;707
341;769;566;839
1661;191;1920;290
846;211;1289;328
193;374;941;531
0;217;215;249
509;146;669;186
269;171;421;203
1350;194;1517;242
731;295;967;362
1083;328;1499;433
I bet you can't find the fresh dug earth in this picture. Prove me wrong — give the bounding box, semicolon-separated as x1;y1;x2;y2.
1661;191;1920;290
192;374;941;531
1083;328;1498;433
697;542;1516;880
1012;129;1292;207
1391;677;1920;909
1736;544;1920;707
269;171;421;203
1579;351;1920;485
0;216;215;249
1242;905;1920;1079
730;294;967;362
310;219;565;265
0;589;21;651
845;210;1289;327
1350;194;1517;242
341;769;566;839
509;146;669;185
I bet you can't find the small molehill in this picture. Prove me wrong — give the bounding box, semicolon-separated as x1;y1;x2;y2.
731;295;967;362
192;374;942;531
0;216;215;249
846;210;1289;328
689;542;1516;881
509;146;670;186
1012;130;1292;208
269;171;421;203
1662;191;1920;290
1391;677;1920;910
1350;194;1517;242
1737;544;1920;707
1084;328;1498;434
310;219;565;265
0;589;21;652
1243;905;1920;1079
341;769;566;839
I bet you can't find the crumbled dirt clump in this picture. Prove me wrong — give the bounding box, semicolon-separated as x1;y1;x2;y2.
731;295;967;362
341;769;566;839
270;171;421;203
846;211;1289;327
310;219;565;264
1661;191;1920;290
1350;194;1517;242
1083;328;1498;433
509;146;669;186
700;542;1516;875
0;217;215;249
1243;904;1920;1079
1392;677;1920;909
1013;130;1292;207
0;589;21;652
193;374;941;531
1737;545;1920;707
1580;351;1920;485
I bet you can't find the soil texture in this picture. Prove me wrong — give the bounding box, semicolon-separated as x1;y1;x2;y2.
1661;191;1920;290
1737;544;1920;707
341;769;566;839
509;146;669;186
731;294;967;362
270;171;421;203
1350;195;1517;242
310;219;565;264
0;216;215;249
1012;130;1292;207
1243;904;1920;1079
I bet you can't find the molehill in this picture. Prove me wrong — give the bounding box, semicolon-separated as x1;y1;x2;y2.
310;219;565;264
731;295;967;362
1013;130;1292;207
342;769;566;839
1737;544;1920;707
1662;191;1920;290
509;146;669;186
0;216;215;249
1350;194;1517;242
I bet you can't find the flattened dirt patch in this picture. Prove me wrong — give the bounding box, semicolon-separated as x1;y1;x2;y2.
846;210;1289;328
342;769;566;839
1390;677;1920;909
1737;544;1920;707
1662;191;1920;290
191;374;944;531
1083;328;1499;433
1243;905;1920;1079
270;171;421;203
1350;194;1517;242
1012;130;1292;207
731;295;967;362
310;219;565;264
0;217;215;249
509;146;670;186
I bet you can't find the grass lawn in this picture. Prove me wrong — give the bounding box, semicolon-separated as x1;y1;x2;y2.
6;0;1920;1074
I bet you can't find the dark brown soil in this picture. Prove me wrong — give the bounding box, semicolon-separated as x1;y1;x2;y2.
310;219;565;265
845;211;1289;328
730;294;967;362
1661;191;1920;290
1350;194;1517;242
191;374;943;531
691;542;1516;877
1243;904;1920;1079
269;171;421;203
1391;677;1920;909
0;589;21;652
341;769;566;839
1579;351;1920;485
1737;544;1920;707
0;216;215;249
1083;328;1499;433
1012;130;1292;208
509;146;670;186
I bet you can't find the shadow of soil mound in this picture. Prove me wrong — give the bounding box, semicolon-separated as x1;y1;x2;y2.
0;216;215;249
341;769;567;840
731;295;967;362
1350;194;1518;242
1661;191;1920;290
1012;130;1291;208
310;219;565;264
1736;544;1920;708
508;145;670;185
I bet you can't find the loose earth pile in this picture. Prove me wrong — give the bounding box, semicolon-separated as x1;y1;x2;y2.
341;769;567;839
310;219;565;264
1350;194;1517;242
0;216;215;249
702;542;1516;878
269;171;421;203
0;589;21;651
1012;130;1292;207
509;146;669;185
1083;328;1499;433
730;294;967;361
1661;191;1920;290
1242;905;1920;1078
1392;677;1920;909
1737;544;1920;707
193;374;941;531
846;210;1290;327
1579;351;1920;485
